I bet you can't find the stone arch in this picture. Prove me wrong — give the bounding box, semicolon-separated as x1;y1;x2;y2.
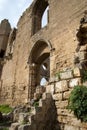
29;39;52;64
28;39;52;99
32;0;49;35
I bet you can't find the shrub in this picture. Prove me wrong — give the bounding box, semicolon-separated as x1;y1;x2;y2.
2;128;9;130
0;104;12;114
67;85;87;122
55;72;60;79
33;101;39;107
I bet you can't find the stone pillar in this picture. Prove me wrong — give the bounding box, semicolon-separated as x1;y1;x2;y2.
50;49;56;79
28;63;37;100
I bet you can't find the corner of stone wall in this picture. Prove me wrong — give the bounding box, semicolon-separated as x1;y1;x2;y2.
45;67;87;130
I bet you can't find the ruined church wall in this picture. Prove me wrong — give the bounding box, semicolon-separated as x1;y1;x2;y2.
0;0;87;105
0;8;33;105
49;0;87;75
46;68;87;130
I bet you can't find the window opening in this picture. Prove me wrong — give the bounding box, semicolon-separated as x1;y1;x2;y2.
42;6;49;28
32;0;49;35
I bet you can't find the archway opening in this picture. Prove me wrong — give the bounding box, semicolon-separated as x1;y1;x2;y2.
29;40;51;99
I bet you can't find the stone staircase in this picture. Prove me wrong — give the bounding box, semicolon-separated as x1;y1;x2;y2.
9;86;57;130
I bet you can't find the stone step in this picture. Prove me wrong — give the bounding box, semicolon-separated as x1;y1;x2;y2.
30;107;36;115
9;122;20;130
18;124;31;130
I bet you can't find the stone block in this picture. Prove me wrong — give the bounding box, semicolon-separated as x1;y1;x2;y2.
46;84;54;94
10;123;20;130
70;117;81;127
64;125;79;130
60;70;73;80
42;92;46;100
78;51;87;61
69;78;81;88
49;77;55;83
18;124;31;130
81;122;87;129
57;109;69;116
18;113;29;123
80;128;87;130
57;108;74;117
73;67;81;77
53;93;62;101
80;44;87;51
55;100;68;109
63;90;71;99
39;99;42;107
55;80;68;93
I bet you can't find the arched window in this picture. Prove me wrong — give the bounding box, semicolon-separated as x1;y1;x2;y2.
42;6;49;28
32;0;49;35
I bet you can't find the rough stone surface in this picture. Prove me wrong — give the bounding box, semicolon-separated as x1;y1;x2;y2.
69;78;81;88
53;93;62;101
0;0;87;130
73;67;81;77
60;70;73;80
18;124;31;130
55;80;68;93
64;125;79;130
10;123;20;130
0;0;86;105
46;84;55;94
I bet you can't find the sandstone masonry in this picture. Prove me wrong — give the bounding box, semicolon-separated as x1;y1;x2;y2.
0;0;87;130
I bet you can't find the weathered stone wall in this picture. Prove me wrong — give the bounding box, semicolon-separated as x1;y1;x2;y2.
46;68;87;130
0;0;87;106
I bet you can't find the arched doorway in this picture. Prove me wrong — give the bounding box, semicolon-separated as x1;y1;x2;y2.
28;40;51;99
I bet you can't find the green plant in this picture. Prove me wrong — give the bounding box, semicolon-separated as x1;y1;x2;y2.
55;72;60;79
2;128;9;130
22;120;27;125
67;85;87;122
33;101;39;107
0;104;12;114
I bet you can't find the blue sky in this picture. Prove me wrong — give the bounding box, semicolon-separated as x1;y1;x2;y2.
0;0;32;27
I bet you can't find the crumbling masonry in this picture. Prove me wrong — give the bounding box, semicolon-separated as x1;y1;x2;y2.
0;0;87;130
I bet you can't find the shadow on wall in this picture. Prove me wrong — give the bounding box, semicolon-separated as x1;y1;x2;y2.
44;94;61;130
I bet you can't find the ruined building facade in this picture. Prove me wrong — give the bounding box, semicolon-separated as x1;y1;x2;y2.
0;0;87;106
1;0;87;129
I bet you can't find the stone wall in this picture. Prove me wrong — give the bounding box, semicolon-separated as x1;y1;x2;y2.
0;0;87;105
46;67;87;130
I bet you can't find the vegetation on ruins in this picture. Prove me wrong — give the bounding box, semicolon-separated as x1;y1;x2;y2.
0;104;12;114
1;128;9;130
55;72;60;80
67;85;87;122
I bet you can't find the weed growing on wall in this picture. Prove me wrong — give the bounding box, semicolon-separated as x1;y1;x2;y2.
0;104;12;114
67;85;87;122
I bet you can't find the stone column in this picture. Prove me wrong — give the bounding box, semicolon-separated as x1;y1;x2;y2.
50;49;56;79
28;63;37;100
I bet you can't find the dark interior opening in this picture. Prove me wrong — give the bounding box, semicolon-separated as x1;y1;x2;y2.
0;49;5;58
